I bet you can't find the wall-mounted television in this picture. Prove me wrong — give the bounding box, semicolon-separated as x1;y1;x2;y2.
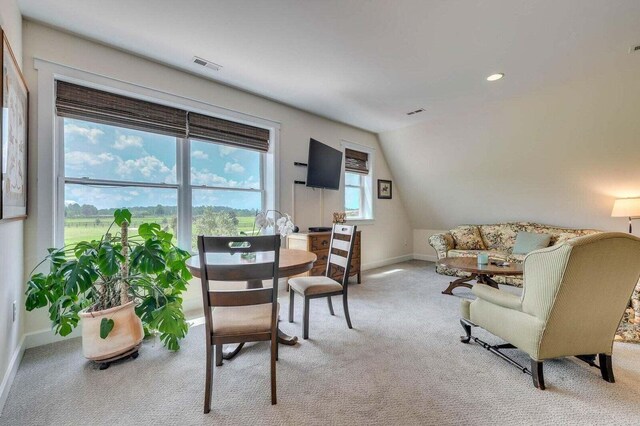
306;138;342;190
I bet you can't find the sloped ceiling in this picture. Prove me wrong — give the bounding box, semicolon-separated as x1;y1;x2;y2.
17;0;640;133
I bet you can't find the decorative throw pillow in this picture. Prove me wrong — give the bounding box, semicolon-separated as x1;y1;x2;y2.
512;232;552;255
451;226;485;250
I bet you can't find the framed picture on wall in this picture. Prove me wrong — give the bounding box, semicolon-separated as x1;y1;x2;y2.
0;27;29;221
377;179;392;199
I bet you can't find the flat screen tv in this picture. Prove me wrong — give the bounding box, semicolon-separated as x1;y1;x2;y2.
306;138;342;190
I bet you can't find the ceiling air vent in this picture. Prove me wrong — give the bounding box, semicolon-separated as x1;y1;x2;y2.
406;108;425;116
192;56;222;71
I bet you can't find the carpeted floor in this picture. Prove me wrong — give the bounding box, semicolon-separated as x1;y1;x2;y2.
2;260;640;425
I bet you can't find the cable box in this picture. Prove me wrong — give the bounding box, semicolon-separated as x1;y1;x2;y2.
308;226;332;232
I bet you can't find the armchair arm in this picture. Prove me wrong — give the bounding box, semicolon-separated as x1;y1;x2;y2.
472;284;522;311
428;232;455;259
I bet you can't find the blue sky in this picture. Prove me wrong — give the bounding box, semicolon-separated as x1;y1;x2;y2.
64;118;262;210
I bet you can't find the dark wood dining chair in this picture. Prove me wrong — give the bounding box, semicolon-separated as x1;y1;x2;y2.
197;235;281;413
288;224;357;339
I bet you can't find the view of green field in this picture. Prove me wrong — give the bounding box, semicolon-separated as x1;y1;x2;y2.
64;205;258;248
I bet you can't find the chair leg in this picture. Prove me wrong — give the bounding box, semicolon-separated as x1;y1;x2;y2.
303;297;310;339
342;294;353;329
270;336;277;405
599;354;615;383
531;359;545;390
460;319;472;343
327;296;335;315
204;344;213;414
288;289;295;323
215;344;223;367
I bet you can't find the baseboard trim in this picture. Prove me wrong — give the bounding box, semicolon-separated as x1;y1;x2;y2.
413;253;437;262
0;335;26;416
361;254;414;271
24;327;82;350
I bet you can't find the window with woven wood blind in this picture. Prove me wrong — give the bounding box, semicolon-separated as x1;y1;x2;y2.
56;81;271;152
344;148;369;174
187;113;270;152
55;79;272;250
56;81;188;138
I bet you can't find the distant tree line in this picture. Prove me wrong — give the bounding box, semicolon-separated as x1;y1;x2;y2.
65;203;256;218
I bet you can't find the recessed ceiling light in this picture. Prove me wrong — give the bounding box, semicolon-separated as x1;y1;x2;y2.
487;73;504;81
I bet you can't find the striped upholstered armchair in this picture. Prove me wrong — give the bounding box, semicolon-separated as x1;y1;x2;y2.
459;232;640;389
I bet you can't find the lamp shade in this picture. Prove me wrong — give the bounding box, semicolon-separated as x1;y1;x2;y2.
611;198;640;218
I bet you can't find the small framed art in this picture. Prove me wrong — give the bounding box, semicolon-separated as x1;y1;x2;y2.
377;179;392;199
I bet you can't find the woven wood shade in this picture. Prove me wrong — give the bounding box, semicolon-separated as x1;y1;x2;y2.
188;113;270;152
345;148;369;174
56;81;188;137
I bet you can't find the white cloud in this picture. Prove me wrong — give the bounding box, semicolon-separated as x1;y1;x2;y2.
66;151;116;167
218;146;237;157
64;123;105;144
116;155;171;178
224;162;245;174
191;168;259;189
113;134;143;150
192;150;209;160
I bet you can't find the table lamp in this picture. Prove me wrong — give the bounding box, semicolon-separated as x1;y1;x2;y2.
611;198;640;233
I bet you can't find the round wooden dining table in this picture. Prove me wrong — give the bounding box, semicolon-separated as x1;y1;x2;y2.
186;248;317;358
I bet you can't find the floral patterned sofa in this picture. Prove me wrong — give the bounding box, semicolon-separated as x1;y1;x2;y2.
428;222;601;287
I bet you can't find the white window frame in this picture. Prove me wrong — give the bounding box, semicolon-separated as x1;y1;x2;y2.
35;58;280;252
341;140;375;222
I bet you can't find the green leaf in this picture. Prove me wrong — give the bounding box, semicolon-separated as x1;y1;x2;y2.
100;318;115;339
25;274;49;311
73;241;98;259
97;242;121;276
130;239;166;274
114;208;132;226
47;248;67;273
148;302;188;351
57;255;98;295
138;223;161;240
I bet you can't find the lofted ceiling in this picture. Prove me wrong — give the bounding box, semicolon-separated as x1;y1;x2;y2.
18;0;640;132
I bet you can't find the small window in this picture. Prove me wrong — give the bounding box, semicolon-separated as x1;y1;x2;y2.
343;145;373;220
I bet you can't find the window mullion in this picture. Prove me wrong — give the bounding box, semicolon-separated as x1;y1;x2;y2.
177;138;191;250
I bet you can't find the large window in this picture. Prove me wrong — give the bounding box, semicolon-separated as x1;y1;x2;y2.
58;82;272;250
190;139;263;247
63;118;179;246
343;145;374;220
61;119;266;248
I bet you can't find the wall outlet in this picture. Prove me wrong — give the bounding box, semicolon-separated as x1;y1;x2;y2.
12;301;16;322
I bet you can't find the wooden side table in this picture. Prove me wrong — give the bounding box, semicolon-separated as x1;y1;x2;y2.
287;231;362;283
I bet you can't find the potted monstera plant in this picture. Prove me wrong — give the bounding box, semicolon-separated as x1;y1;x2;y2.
25;209;192;365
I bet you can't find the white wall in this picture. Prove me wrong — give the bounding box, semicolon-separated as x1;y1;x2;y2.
21;21;413;339
0;0;23;414
379;60;640;241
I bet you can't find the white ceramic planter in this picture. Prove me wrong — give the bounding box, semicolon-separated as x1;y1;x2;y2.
79;301;144;361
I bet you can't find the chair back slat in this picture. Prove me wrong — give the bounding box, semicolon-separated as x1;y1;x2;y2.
333;225;354;236
201;235;280;254
198;234;281;342
204;262;276;282
332;239;350;252
324;224;357;286
209;288;273;307
328;253;348;269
